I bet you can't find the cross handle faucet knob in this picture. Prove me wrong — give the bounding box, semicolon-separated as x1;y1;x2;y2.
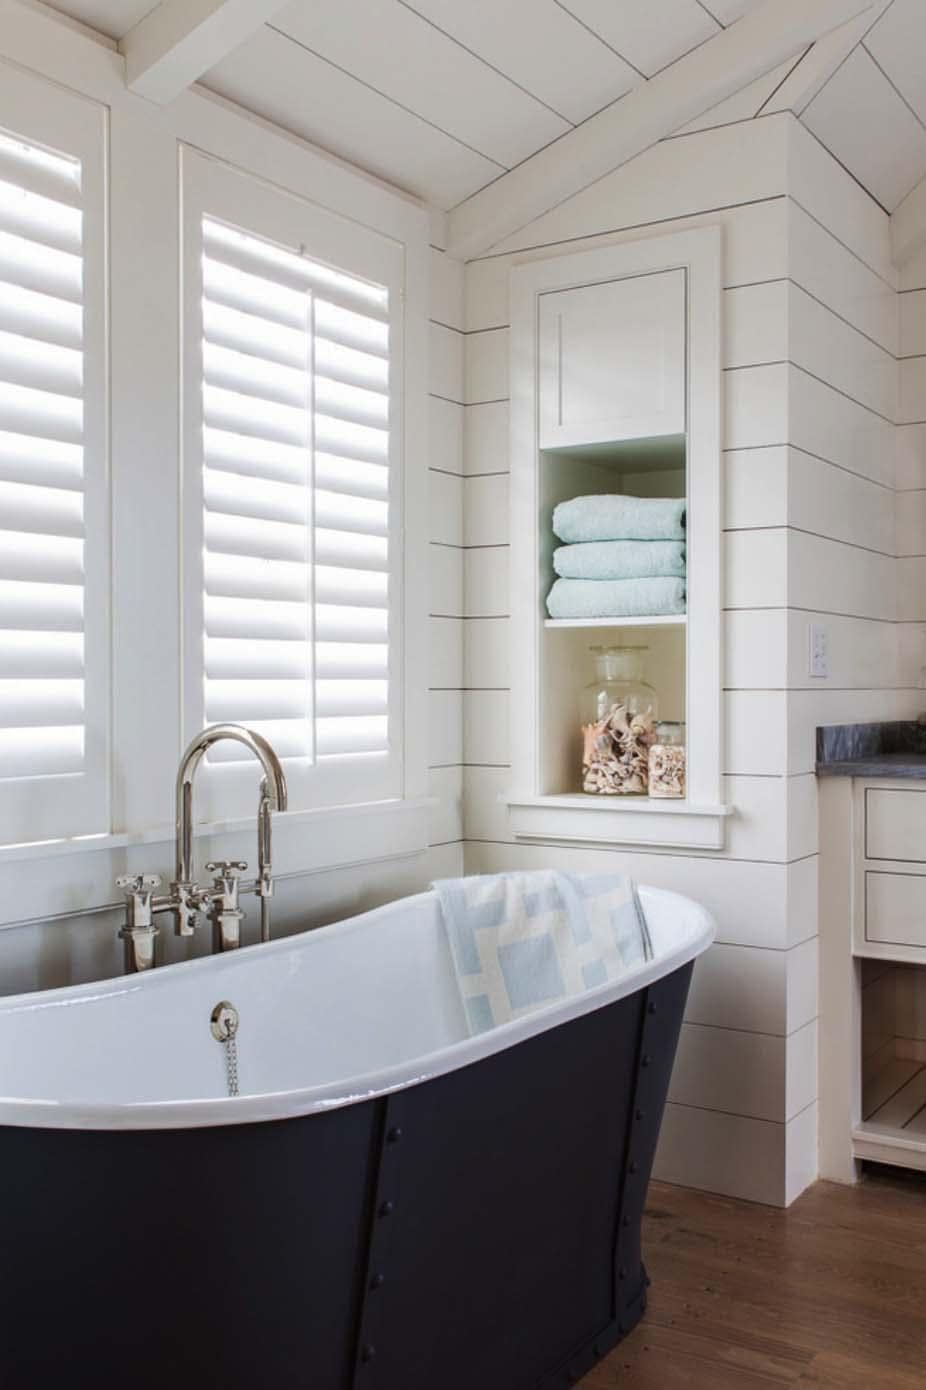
116;873;162;893
205;860;248;879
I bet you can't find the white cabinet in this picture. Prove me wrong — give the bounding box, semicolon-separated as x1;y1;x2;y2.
538;269;686;450
865;872;926;950
855;786;926;957
865;788;926;862
508;226;726;852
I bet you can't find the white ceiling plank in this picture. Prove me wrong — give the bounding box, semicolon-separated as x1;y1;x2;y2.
802;45;926;211
202;25;501;209
673;53;803;136
120;0;293;103
763;0;892;114
557;0;719;78
35;0;157;40
865;0;926;127
271;0;568;169
892;174;926;268
399;0;639;125
448;0;880;259
700;0;764;22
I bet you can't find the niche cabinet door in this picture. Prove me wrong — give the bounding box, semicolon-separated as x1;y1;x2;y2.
538;269;686;449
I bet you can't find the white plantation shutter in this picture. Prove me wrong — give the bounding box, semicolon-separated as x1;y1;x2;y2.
184;155;403;818
0;84;107;845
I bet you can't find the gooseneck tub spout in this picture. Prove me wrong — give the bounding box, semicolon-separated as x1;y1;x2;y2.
114;724;288;969
173;723;288;938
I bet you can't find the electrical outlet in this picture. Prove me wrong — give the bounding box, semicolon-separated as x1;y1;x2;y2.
808;623;828;679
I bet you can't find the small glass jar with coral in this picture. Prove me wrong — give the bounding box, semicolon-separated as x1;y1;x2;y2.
580;646;658;795
649;721;686;799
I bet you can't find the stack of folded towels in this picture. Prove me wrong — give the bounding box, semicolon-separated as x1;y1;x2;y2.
546;494;686;621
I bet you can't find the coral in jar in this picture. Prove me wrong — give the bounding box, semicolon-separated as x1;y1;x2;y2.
581;701;657;795
649;743;686;799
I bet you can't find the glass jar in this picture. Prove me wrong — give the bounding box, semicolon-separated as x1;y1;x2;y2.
649;721;686;799
580;646;659;796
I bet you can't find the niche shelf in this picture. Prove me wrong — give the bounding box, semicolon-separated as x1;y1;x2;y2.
853;960;926;1173
506;226;729;852
544;616;687;629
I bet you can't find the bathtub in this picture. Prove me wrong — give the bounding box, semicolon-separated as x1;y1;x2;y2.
0;883;713;1390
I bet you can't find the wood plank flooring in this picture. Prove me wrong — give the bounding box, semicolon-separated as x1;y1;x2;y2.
580;1169;926;1388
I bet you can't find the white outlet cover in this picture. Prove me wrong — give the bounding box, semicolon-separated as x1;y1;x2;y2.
809;623;828;679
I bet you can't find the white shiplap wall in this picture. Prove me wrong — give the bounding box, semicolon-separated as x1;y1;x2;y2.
427;233;466;858
460;110;912;1206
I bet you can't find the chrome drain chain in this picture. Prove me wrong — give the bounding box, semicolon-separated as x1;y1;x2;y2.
223;1033;239;1097
211;1001;240;1098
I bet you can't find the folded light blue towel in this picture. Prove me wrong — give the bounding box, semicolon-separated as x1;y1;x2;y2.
553;539;686;580
546;576;685;620
553;495;686;543
434;870;652;1035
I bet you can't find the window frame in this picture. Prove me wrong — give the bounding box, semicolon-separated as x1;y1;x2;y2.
0;8;431;928
180;149;407;823
0;60;109;846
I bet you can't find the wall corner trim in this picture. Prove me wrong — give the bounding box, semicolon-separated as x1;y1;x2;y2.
891;174;926;269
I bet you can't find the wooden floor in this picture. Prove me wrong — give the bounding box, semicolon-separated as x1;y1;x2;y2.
580;1168;926;1388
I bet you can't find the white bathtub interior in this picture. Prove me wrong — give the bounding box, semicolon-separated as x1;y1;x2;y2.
0;886;713;1128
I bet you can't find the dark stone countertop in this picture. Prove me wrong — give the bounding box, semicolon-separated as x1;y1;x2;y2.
816;721;926;778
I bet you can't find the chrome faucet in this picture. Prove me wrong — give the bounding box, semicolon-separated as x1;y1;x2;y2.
116;724;288;973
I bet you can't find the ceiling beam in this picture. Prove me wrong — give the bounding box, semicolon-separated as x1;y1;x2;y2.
446;0;879;260
119;0;291;105
761;0;892;116
892;174;926;268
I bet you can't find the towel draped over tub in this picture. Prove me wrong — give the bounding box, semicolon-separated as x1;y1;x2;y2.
434;870;653;1035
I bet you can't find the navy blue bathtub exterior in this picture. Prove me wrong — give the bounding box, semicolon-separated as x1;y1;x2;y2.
0;960;692;1390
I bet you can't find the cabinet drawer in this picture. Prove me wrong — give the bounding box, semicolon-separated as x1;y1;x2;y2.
866;871;926;949
866;788;926;862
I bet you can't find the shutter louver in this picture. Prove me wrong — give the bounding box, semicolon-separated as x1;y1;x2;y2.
0;130;87;785
200;217;391;768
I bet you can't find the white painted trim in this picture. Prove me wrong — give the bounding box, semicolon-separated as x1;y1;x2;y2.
120;0;291;105
817;776;861;1184
762;0;892;117
544;616;686;629
506;796;731;851
508;226;725;849
446;0;879;259
0;0;433;927
0;798;436;867
892;175;926;270
852;1126;926;1171
0;798;435;928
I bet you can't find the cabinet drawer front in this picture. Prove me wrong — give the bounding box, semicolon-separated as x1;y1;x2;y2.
866;788;926;862
866;871;926;948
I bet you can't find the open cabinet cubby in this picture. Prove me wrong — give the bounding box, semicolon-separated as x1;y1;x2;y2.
507;227;729;851
857;959;926;1171
539;438;686;798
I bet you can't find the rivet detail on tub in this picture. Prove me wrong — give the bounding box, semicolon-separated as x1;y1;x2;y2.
353;1093;408;1382
609;968;693;1347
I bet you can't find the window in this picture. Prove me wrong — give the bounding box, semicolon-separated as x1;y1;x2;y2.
182;152;405;821
0;76;107;846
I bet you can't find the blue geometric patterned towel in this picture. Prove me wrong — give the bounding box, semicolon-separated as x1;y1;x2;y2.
433;871;653;1036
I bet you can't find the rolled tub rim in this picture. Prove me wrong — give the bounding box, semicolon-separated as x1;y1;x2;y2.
0;884;715;1131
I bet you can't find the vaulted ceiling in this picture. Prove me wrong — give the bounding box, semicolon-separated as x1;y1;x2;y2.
39;0;926;219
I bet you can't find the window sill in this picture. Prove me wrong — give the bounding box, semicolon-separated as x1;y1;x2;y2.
0;796;437;931
506;794;731;851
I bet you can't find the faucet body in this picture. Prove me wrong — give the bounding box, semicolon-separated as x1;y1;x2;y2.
116;724;288;972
